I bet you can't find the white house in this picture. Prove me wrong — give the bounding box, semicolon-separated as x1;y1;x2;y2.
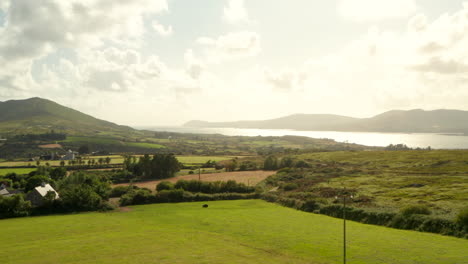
26;183;59;206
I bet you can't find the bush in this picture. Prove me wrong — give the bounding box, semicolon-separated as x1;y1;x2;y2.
60;186;103;212
156;181;175;192
400;205;431;216
282;183;298;191
456;207;468;231
0;194;32;219
120;189;153;206
301;199;320;212
110;186;136;198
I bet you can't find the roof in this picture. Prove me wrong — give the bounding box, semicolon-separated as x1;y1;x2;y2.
34;184;59;198
0;188;10;196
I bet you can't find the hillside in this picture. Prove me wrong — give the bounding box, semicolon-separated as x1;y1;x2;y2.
0;97;133;135
184;109;468;133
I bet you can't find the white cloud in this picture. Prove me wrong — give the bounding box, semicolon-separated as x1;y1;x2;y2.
257;3;468;115
196;31;261;63
338;0;418;21
264;69;307;92
152;20;173;37
0;0;168;62
223;0;249;24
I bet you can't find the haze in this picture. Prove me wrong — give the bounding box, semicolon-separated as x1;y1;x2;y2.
0;0;467;126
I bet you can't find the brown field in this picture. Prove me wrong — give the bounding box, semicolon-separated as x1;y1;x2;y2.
113;170;275;190
38;144;62;149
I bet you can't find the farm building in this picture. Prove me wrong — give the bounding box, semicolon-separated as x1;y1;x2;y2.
26;183;59;206
0;184;22;197
62;150;77;160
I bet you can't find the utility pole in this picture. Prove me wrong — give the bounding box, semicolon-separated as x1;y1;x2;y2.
336;187;353;264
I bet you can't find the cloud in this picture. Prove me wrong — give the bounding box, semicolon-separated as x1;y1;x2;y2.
338;0;418;21
0;0;168;63
152;20;173;37
223;0;249;24
184;49;204;79
196;31;261;63
411;57;468;74
264;69;307;92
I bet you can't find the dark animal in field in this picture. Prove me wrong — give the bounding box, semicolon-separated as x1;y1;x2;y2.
202;204;208;208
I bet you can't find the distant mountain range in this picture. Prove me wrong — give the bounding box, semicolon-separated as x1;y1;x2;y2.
184;109;468;134
0;97;133;135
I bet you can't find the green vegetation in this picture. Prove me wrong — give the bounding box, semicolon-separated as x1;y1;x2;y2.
0;168;36;176
259;150;468;237
1;200;466;264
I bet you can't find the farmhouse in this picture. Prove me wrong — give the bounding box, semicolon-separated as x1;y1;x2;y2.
0;184;22;197
26;183;59;206
62;149;77;160
0;186;12;197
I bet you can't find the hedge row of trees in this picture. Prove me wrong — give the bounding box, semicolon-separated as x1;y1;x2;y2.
263;155;310;170
123;154;181;179
262;194;468;238
119;188;259;206
156;180;255;194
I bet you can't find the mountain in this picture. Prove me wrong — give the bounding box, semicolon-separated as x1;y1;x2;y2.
0;97;133;135
184;109;468;134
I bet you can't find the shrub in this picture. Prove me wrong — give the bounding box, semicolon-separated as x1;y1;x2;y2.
156;181;175;192
110;186;135;198
400;205;431;216
301;199;320;212
282;183;298;191
60;186;103;212
120;189;153;206
456;207;468;231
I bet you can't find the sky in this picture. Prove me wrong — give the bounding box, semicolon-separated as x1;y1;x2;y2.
0;0;468;126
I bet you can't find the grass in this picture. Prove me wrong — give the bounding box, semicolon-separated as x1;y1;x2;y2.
176;155;236;164
1;200;466;264
0;168;36;176
62;136;166;149
281;150;468;219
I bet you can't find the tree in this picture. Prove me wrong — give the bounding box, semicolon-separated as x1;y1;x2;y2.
263;155;278;170
25;175;52;192
60;160;65;167
105;157;111;165
60;185;102;212
78;145;90;155
50;167;67;181
279;156;294;168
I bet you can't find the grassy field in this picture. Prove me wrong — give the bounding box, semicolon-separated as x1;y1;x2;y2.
1;200;466;264
0;167;36;176
0;155;234;169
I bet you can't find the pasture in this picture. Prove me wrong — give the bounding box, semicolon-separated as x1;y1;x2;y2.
1;200;466;264
0;155;234;170
0;167;36;176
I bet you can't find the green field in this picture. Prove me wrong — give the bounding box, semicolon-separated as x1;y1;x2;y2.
176;155;236;164
0;168;36;176
1;200;466;264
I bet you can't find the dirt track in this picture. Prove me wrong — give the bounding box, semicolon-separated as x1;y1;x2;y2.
112;170;275;190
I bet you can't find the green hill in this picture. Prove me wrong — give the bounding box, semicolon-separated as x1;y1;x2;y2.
184;109;468;133
0;97;133;135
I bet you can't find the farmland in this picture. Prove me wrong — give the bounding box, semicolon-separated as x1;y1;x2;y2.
0;155;235;168
113;170;275;190
0;168;36;176
1;200;466;264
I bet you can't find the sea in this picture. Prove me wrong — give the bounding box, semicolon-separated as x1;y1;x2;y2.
136;126;468;149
